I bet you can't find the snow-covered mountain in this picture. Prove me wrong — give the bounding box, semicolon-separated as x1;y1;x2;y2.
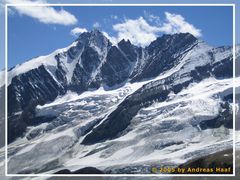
4;30;238;174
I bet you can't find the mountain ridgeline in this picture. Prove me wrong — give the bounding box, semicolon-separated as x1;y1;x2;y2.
8;30;198;113
7;30;233;144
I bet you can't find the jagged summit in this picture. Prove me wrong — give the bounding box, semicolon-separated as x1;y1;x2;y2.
118;39;132;46
6;31;200;89
76;29;111;45
77;30;198;49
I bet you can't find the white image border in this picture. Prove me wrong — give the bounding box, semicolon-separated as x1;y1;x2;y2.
5;3;236;177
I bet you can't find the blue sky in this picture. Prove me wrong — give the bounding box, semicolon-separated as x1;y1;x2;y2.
7;5;233;68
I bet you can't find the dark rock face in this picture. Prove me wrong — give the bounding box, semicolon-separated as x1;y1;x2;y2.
73;167;104;174
8;98;56;143
69;47;102;92
118;39;141;62
131;33;198;82
101;46;132;87
8;114;27;144
54;167;104;174
212;57;233;78
82;47;101;73
69;63;91;93
190;57;233;81
54;55;68;86
8;65;66;115
200;102;233;130
54;169;71;174
68;30;111;92
7;65;67;143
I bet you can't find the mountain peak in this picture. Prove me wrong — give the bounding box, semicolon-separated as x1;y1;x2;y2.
91;28;102;35
118;39;132;47
75;29;111;52
76;29;105;41
158;32;197;43
146;32;198;54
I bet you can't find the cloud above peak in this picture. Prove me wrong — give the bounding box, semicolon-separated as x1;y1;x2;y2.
160;12;202;37
108;12;202;47
112;17;160;47
70;27;87;37
7;0;77;25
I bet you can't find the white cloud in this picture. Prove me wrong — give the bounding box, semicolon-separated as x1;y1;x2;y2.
112;17;160;47
70;27;87;37
108;12;202;47
93;22;101;29
159;12;202;37
6;0;77;25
